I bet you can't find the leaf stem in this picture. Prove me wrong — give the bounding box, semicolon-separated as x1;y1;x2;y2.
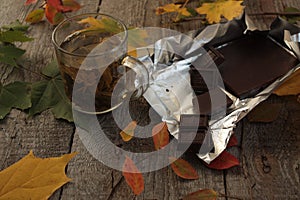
16;63;50;80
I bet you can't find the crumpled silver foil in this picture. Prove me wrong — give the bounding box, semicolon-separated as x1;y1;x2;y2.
137;15;300;163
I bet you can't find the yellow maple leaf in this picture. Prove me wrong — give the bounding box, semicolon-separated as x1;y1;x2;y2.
0;150;77;200
195;0;244;23
155;3;191;17
273;69;300;96
120;121;137;142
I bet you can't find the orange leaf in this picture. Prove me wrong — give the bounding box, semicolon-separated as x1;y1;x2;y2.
25;0;38;5
0;150;77;199
273;68;300;96
170;158;199;179
122;157;144;195
205;151;239;170
152;122;169;150
25;9;45;24
61;0;81;12
183;189;218;200
227;134;238;148
120;121;137;142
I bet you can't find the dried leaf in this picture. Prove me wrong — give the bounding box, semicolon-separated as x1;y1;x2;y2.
227;134;238;148
273;69;300;96
120;121;137;142
0;150;77;199
25;0;38;5
0;82;31;119
61;0;81;12
152;122;169;150
247;102;282;123
25;9;45;24
45;4;58;25
195;0;244;23
78;16;122;34
183;189;218;200
170;158;199;179
155;3;191;17
205;151;239;170
122;157;144;195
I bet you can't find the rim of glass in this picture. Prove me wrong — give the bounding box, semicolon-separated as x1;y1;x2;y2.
52;13;128;57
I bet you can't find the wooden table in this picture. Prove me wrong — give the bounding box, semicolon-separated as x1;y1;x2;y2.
0;0;299;199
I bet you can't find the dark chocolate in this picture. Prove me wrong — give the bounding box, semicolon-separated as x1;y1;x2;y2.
215;34;299;98
180;114;208;130
192;88;233;115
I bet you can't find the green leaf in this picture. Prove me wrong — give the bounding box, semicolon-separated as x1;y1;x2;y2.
0;82;31;119
2;20;29;32
284;7;300;13
0;30;33;43
30;61;73;122
25;9;45;24
0;45;25;66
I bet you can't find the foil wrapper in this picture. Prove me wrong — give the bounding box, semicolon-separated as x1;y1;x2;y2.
138;15;300;163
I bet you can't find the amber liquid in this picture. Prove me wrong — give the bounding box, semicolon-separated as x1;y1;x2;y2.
58;32;126;113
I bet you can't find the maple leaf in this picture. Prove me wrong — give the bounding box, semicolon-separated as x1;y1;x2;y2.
0;30;33;43
0;45;26;66
155;3;191;17
24;0;38;5
25;9;45;24
183;189;218;200
120;121;137;142
152;122;169;150
170;157;199;179
204;151;239;170
29;60;73;122
122;156;144;195
0;82;31;119
273;69;300;96
0;150;76;199
195;0;244;23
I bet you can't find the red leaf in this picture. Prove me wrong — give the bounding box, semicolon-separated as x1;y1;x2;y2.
152;122;169;150
170;158;199;179
45;4;64;25
25;9;45;23
48;0;81;12
226;134;238;148
183;189;218;200
205;151;239;170
25;0;38;5
122;157;144;195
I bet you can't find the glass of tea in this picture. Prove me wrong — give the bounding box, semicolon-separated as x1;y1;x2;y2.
52;13;148;114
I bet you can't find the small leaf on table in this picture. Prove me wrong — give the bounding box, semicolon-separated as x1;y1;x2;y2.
227;134;238;148
122;156;144;195
152;122;169;150
204;151;239;170
26;9;45;24
2;20;29;31
0;30;33;43
0;150;77;199
183;189;218;200
120;121;137;142
0;45;25;66
170;157;199;179
25;0;38;5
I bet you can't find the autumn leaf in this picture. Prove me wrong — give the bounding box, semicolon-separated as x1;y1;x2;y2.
195;0;244;23
273;69;300;96
227;134;238;148
152;122;169;150
78;16;122;34
155;3;191;17
247;102;282;123
61;0;81;12
122;156;144;195
205;151;239;170
45;4;64;25
0;82;31;119
120;121;137;142
170;158;199;179
29;60;73;122
25;0;38;5
0;150;77;199
25;9;45;24
183;189;218;200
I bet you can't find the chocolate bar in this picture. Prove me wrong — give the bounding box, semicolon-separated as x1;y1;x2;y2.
192;88;233;116
177;114;208;152
215;34;299;98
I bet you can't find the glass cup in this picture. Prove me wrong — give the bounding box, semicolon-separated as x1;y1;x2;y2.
52;13;148;114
